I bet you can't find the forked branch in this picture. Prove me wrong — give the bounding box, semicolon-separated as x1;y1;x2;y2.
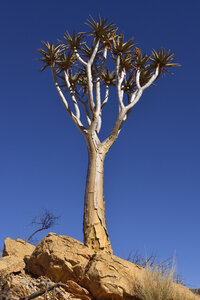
52;66;87;136
103;66;160;151
64;70;80;119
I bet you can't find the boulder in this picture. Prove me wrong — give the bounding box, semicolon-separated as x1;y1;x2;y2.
0;255;25;276
80;252;145;299
0;237;35;276
27;233;94;282
27;233;144;299
3;237;35;258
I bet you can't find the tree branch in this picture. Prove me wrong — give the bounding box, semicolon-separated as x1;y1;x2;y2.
74;49;87;66
76;96;91;126
126;66;159;111
102;109;126;152
25;228;43;243
126;89;143;111
136;69;141;89
141;66;159;90
85;40;101;133
20;283;68;300
88;40;100;65
102;67;159;151
116;56;125;112
64;71;81;119
101;85;109;110
86;40;100;117
119;68;126;107
90;47;108;134
51;66;87;136
99;47;107;74
95;83;109;134
96;114;102;134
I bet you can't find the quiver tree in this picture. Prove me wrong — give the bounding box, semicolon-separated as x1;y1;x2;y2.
38;16;179;253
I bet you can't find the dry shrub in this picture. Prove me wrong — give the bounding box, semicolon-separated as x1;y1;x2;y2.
128;250;184;285
134;264;200;300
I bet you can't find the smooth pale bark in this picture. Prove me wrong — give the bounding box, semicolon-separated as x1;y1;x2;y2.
83;140;112;253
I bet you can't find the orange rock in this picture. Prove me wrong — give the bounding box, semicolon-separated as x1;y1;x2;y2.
3;237;35;258
27;233;145;299
27;233;94;282
66;280;92;300
0;256;25;276
21;233;200;300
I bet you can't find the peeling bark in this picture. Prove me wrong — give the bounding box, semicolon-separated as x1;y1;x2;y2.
83;141;112;254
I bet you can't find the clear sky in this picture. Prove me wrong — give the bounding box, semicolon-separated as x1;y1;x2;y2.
0;0;199;289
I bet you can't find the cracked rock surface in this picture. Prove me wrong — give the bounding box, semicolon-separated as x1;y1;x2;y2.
26;233;144;299
1;233;198;300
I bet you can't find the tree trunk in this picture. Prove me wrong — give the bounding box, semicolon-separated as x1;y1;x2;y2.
83;142;112;253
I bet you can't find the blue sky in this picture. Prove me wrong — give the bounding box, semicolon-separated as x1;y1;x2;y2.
0;0;200;288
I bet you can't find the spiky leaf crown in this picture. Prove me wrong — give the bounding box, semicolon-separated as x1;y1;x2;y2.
37;16;179;98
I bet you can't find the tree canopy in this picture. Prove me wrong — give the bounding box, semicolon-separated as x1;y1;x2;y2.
37;15;179;140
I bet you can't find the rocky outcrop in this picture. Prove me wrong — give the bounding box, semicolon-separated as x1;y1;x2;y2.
1;233;199;300
27;233;145;299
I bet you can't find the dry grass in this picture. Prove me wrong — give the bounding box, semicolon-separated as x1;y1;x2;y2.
134;264;200;300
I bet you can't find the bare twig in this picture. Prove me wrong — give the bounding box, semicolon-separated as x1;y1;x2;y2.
20;283;68;300
25;210;59;243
